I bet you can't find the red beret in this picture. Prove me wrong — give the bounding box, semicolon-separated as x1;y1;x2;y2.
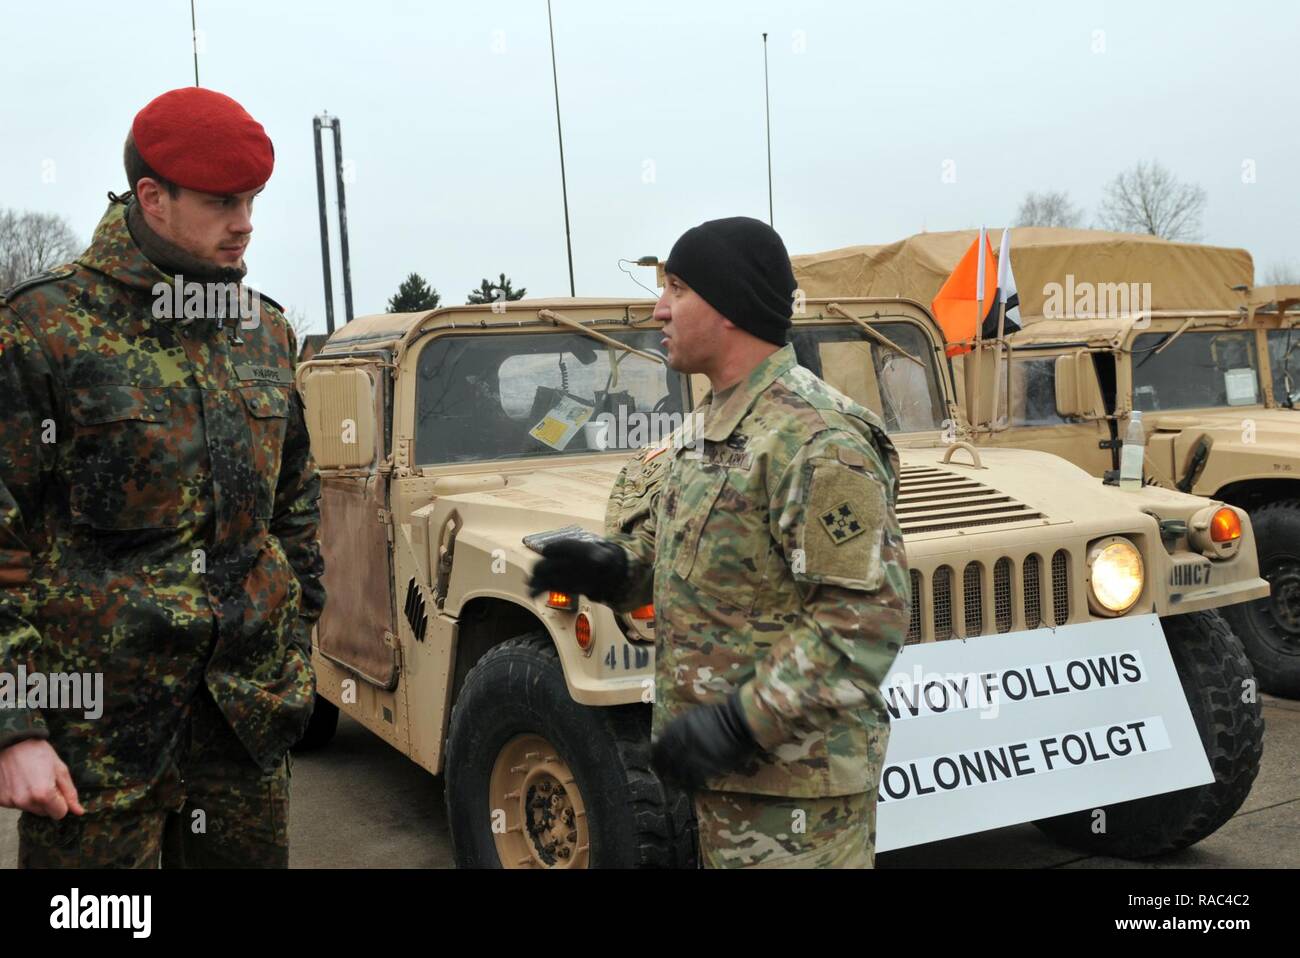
132;88;274;194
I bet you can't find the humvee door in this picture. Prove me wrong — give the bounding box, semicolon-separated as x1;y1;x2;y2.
300;361;401;689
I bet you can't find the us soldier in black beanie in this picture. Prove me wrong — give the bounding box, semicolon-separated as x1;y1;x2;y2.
530;216;909;868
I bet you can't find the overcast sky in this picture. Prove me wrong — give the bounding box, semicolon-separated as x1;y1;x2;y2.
3;0;1297;334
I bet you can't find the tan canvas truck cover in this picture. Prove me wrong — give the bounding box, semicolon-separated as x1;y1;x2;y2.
792;228;1255;319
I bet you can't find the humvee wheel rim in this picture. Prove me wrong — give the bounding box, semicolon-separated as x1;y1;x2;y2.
489;733;589;869
1269;560;1300;642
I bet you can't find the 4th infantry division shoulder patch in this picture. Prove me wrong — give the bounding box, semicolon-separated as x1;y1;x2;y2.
819;501;865;545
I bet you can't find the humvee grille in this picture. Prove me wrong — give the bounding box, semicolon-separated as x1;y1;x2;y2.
963;562;983;637
907;569;922;645
896;466;1044;535
908;552;1074;642
994;558;1013;633
933;565;955;640
1024;554;1043;629
1051;550;1070;625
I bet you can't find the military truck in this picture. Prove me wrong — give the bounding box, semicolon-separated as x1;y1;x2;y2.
981;287;1300;697
794;232;1300;697
293;295;1267;867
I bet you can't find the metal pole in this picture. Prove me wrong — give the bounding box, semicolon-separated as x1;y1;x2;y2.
763;32;773;228
992;294;1008;428
313;116;335;335
972;226;986;430
190;0;200;86
331;118;355;324
547;0;576;296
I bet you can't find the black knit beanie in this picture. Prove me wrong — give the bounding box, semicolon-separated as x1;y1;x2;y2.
664;216;796;346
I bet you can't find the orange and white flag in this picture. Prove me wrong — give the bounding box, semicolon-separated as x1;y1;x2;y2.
930;227;998;356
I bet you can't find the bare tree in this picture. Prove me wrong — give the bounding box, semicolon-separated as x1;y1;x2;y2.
1097;161;1207;241
1014;190;1083;228
282;305;314;340
0;208;82;290
1263;261;1300;286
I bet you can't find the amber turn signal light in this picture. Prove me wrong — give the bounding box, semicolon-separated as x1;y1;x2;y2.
630;604;655;620
546;591;574;610
1210;508;1242;543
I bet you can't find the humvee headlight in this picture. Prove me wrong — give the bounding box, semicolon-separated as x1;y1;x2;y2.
1190;505;1243;559
1087;538;1144;615
620;605;655;644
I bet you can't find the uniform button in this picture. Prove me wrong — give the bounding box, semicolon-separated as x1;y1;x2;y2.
153;402;165;412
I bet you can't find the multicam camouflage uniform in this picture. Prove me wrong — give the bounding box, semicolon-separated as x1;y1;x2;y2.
604;344;909;868
0;196;325;867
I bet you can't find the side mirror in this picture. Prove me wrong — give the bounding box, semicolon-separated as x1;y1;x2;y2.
1054;351;1105;419
1054;354;1082;418
299;366;380;469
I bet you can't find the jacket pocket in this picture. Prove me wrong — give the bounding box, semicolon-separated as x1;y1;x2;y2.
66;385;181;530
238;384;290;519
670;459;768;613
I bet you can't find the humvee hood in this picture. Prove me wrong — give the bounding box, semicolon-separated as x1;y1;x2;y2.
894;445;1148;539
433;446;1149;544
1147;408;1299;452
435;460;631;529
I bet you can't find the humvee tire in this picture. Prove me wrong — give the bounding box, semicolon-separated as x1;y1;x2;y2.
1032;610;1262;858
1221;501;1300;698
293;694;340;751
444;633;697;869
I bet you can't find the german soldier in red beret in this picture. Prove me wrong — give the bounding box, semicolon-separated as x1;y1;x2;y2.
0;87;325;868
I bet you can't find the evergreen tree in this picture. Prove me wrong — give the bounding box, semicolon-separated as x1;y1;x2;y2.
387;272;442;312
467;273;526;305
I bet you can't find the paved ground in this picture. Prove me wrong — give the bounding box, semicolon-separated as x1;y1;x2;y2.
4;695;1297;868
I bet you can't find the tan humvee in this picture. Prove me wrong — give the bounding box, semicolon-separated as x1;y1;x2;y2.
985;289;1300;698
796;232;1300;698
293;295;1267;867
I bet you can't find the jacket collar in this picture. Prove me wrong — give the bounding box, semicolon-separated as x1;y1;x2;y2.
701;343;797;441
76;198;173;295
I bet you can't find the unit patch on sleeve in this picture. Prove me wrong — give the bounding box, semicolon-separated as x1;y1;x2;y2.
818;501;866;545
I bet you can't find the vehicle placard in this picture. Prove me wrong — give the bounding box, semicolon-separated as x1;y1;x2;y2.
875;615;1212;852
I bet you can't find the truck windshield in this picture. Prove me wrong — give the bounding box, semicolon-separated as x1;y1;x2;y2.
1269;329;1300;407
414;329;690;464
1131;331;1262;411
790;321;945;433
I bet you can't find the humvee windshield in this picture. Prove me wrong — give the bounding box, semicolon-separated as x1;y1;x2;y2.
1269;329;1300;407
414;329;689;464
1131;331;1262;411
790;320;945;432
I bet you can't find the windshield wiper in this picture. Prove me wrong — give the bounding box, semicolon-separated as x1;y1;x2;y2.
826;303;925;368
1134;316;1199;370
538;309;665;366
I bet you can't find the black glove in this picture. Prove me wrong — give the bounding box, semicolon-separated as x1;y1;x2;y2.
651;691;760;791
526;536;628;604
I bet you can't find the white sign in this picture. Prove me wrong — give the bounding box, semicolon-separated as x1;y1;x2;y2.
874;615;1211;852
1224;368;1258;406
